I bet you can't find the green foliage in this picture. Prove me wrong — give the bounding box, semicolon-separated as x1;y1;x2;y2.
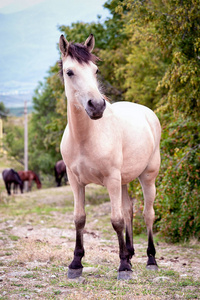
29;70;65;174
120;0;200;117
118;0;200;241
0;102;9;118
155;116;200;242
3;117;24;165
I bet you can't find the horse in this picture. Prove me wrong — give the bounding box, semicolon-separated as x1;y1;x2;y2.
54;159;68;187
2;168;23;195
59;34;161;280
18;170;41;191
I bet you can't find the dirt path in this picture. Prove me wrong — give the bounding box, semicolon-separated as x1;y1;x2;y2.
0;185;199;299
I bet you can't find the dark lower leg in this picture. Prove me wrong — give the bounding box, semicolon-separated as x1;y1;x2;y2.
6;183;11;195
122;185;135;262
147;230;157;267
112;219;132;272
126;227;135;261
69;216;85;271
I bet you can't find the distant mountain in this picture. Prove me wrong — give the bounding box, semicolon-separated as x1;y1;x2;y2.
0;0;109;108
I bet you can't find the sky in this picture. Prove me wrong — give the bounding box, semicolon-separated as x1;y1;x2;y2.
0;0;109;106
0;0;46;13
0;0;108;14
0;0;84;14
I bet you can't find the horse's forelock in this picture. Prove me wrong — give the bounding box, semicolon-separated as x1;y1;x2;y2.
58;42;99;79
68;43;98;64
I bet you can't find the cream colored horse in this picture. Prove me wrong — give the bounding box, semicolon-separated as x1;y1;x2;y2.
59;34;161;280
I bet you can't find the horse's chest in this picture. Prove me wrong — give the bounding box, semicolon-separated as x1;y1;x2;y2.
70;156;105;185
64;141;111;185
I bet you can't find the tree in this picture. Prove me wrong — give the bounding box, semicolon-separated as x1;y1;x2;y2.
3;116;24;165
119;0;200;117
0;102;9;118
28;65;65;174
117;0;200;241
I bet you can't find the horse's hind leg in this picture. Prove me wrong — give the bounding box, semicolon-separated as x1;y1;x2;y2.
139;150;160;270
67;169;86;279
122;185;134;263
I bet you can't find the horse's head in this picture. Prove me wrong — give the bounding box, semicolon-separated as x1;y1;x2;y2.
59;34;106;120
33;172;42;189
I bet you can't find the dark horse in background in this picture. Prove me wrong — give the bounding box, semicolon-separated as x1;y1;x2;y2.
18;170;42;191
2;169;23;195
54;160;68;187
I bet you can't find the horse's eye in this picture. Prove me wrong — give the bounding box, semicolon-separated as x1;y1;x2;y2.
67;70;74;77
96;68;99;74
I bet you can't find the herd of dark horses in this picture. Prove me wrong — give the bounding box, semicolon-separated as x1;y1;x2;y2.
2;160;67;195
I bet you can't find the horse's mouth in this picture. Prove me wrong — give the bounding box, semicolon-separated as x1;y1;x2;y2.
90;115;103;120
85;109;104;120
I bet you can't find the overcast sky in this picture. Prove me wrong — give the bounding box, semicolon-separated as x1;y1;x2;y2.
0;0;46;13
0;0;107;14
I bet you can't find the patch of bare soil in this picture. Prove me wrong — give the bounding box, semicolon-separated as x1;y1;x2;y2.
0;185;199;299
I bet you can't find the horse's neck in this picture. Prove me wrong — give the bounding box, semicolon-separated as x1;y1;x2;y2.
67;101;92;142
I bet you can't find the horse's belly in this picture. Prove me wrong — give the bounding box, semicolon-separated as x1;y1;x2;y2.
121;152;152;184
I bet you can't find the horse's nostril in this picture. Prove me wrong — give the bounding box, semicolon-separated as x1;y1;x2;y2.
88;99;95;108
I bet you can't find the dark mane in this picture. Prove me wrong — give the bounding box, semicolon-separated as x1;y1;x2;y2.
58;42;99;79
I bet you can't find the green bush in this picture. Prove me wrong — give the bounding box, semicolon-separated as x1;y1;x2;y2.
155;116;200;242
129;115;200;242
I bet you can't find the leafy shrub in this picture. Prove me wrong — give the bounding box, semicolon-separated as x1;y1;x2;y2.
155;116;200;242
129;115;200;242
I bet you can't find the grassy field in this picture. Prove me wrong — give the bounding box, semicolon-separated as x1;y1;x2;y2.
0;163;199;299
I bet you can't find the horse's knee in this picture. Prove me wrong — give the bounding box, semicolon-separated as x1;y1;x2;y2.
143;207;155;227
111;217;124;233
74;214;86;230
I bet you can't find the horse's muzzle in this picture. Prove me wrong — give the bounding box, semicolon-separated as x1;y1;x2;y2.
85;98;106;120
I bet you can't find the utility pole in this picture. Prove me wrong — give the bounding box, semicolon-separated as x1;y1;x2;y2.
24;101;28;191
0;118;3;153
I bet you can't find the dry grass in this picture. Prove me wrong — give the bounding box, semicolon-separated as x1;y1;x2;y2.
0;183;199;299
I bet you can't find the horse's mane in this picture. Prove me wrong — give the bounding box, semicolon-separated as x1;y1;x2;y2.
58;42;99;79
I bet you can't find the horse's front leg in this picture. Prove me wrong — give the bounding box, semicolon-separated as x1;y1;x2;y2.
67;169;86;279
106;175;133;280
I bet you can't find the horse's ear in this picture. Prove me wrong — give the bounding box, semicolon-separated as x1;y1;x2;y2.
84;34;95;53
59;35;69;57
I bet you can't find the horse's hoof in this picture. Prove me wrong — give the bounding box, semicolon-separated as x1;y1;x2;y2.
67;267;83;279
117;270;133;280
146;264;158;271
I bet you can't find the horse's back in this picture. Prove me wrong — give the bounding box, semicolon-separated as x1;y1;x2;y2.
111;102;161;144
2;169;9;180
2;168;21;183
112;102;160;130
